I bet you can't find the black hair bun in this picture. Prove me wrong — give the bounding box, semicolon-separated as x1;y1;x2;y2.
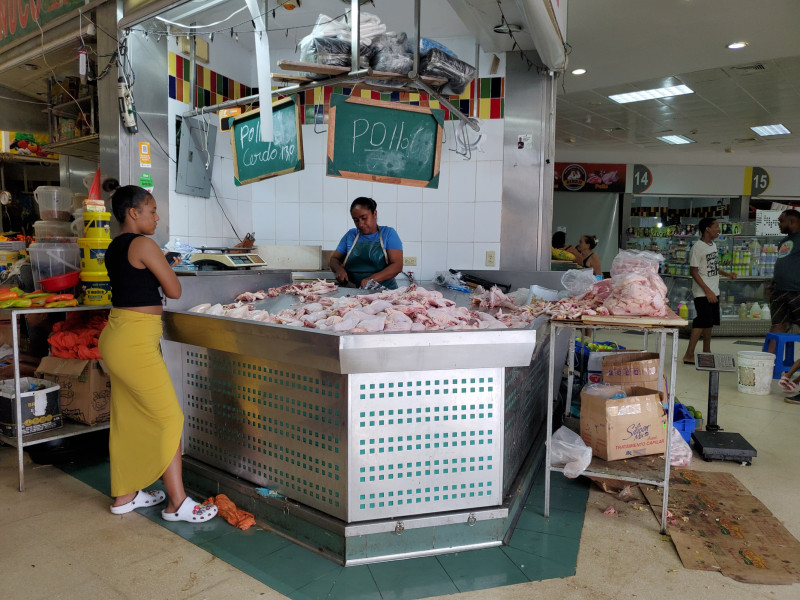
102;178;121;193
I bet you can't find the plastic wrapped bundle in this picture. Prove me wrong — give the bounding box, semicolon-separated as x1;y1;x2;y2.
419;48;476;95
407;37;457;57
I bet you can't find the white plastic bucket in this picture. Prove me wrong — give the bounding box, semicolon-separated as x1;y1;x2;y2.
737;351;775;395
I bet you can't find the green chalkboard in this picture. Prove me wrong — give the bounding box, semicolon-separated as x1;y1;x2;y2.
327;95;443;188
230;97;304;186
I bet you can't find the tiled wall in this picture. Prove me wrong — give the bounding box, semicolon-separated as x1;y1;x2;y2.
167;45;505;281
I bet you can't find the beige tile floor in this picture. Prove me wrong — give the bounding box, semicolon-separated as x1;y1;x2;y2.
1;334;798;600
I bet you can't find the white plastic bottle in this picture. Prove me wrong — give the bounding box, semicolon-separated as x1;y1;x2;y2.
761;303;771;321
738;303;747;320
749;302;761;320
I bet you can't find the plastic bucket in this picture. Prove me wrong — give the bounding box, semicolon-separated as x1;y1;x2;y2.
82;211;111;239
80;273;112;305
737;351;775;395
28;242;81;286
78;237;110;274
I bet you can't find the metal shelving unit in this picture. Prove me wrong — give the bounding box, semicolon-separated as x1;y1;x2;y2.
544;321;679;534
1;306;110;491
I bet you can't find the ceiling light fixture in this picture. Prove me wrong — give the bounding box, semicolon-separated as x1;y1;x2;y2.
727;41;748;49
571;68;586;75
493;23;522;34
750;124;791;136
609;84;694;104
657;135;696;145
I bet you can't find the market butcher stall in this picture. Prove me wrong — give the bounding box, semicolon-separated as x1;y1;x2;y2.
161;270;567;564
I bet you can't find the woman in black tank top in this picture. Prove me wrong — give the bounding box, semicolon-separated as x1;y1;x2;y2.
98;183;217;524
565;234;602;277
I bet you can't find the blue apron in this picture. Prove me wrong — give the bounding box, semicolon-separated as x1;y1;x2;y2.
342;227;398;289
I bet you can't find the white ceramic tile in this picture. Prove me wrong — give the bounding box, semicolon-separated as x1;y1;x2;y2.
447;203;475;242
252;202;276;241
423;163;450;202
216;128;233;159
237;181;252;203
218;157;237;200
476;119;504;161
473;242;501;271
448;161;477;202
377;202;396;228
372;182;398;204
401;241;421;264
422;202;448;243
301;126;327;165
250;178;275;203
186;235;207;247
396;185;423;203
474;202;502;242
396;203;423;242
420;241;448;281
167;153;177;193
237;200;253;237
168;193;188;237
447;242;475;270
475;161;503;203
275;171;299;202
187;196;206;237
203;197;222;239
323;175;349;203
275;203;300;241
348;179;373;201
298;167;323;202
323;202;349;244
299;203;324;241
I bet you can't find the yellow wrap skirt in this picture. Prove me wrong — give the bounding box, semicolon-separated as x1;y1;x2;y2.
98;309;184;497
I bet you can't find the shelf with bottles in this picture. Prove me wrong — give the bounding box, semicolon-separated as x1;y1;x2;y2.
46;77;97;144
717;235;782;279
665;274;771;321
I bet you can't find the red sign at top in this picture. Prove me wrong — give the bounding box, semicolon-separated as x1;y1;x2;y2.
554;162;626;193
0;0;85;49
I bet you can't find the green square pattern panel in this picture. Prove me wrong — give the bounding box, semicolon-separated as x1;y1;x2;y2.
182;346;349;520
348;368;504;522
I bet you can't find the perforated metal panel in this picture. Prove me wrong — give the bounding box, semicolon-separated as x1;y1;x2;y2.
181;346;349;519
348;369;504;521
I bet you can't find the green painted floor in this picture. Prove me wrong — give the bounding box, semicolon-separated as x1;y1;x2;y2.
60;458;588;599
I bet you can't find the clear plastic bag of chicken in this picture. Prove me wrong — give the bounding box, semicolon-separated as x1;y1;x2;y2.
610;249;664;277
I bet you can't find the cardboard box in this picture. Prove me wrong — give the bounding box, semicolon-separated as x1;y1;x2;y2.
0;377;62;436
35;357;110;426
601;351;667;394
580;385;668;461
585;350;633;383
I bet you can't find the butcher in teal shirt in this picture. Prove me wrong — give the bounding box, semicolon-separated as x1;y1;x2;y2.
329;197;404;289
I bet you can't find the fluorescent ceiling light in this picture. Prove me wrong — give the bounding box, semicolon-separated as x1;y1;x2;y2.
657;135;696;145
750;124;791;136
571;68;586;75
727;41;748;49
609;85;693;104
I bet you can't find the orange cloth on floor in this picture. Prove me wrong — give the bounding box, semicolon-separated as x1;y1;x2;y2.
207;494;256;530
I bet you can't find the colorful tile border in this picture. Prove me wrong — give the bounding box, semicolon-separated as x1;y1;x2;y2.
168;52;504;121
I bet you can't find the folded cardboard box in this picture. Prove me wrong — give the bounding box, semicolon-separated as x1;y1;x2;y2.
35;357;110;426
0;377;62;436
580;385;668;461
602;351;667;394
585;350;636;384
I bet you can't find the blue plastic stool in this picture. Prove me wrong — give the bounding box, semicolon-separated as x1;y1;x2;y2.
762;332;800;379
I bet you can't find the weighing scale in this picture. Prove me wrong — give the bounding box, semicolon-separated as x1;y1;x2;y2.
691;352;757;465
190;249;266;269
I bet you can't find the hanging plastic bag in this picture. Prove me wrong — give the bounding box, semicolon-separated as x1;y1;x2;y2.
561;268;597;298
669;427;692;467
551;426;592;478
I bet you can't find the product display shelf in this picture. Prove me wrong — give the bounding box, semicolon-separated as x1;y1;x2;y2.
544;321;679;535
2;306;110;492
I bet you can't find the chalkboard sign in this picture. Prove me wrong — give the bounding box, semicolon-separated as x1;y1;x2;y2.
327;95;443;188
230;97;304;186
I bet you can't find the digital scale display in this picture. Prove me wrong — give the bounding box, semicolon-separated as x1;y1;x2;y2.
190;252;266;269
695;353;736;372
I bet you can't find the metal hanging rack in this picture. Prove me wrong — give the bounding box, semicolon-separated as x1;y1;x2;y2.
183;0;480;132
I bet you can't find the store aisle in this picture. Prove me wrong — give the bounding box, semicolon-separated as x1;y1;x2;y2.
1;335;798;599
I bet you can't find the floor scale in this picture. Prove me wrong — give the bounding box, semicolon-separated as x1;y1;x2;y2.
691;352;757;465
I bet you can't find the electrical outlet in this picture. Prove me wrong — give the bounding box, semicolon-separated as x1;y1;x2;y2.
403;256;417;266
485;251;496;267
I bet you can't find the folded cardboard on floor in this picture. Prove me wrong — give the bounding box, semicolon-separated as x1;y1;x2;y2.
0;377;62;436
580;385;667;461
35;357;110;425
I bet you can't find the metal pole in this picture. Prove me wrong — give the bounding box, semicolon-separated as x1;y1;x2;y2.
408;0;421;79
411;76;481;132
12;311;24;491
544;321;556;518
350;0;360;74
189;28;196;108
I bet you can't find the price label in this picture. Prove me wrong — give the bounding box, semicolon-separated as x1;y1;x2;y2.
632;164;652;193
745;166;770;196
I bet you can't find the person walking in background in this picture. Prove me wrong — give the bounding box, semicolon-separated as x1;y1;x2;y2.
682;218;737;365
766;209;800;360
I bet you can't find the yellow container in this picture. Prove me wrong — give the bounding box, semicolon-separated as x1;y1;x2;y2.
82;211;111;239
78;237;110;274
80;273;112;305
